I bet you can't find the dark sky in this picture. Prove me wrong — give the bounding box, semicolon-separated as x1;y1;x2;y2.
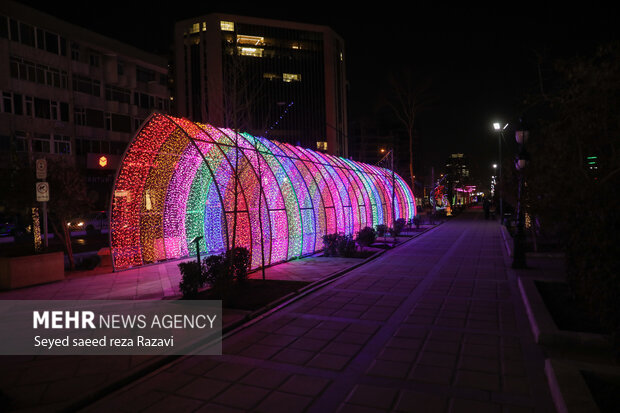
17;1;618;184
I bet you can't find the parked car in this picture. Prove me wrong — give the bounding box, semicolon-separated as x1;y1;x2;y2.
66;211;109;234
0;216;28;239
0;222;26;237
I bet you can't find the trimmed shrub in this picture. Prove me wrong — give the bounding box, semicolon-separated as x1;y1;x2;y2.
376;224;388;238
337;234;356;257
322;233;340;257
356;226;376;250
322;233;356;257
393;218;406;236
227;246;251;284
179;261;206;299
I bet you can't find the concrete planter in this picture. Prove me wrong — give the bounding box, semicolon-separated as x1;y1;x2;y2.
0;251;65;290
517;276;612;350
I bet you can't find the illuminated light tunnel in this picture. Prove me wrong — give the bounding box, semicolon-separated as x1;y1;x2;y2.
109;113;416;271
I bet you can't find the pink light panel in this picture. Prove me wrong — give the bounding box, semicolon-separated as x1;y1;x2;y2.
110;114;416;271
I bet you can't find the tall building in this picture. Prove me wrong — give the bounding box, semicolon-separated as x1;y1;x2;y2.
174;13;348;157
0;0;170;209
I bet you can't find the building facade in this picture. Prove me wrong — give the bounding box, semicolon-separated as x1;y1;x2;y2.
0;0;170;209
174;13;348;157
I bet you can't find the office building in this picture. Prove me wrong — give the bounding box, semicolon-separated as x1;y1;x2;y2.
174;13;347;157
0;0;170;208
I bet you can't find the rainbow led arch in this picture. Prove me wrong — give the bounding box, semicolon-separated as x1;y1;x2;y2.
110;113;416;271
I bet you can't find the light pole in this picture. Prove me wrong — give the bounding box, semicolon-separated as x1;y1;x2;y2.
493;122;508;223
379;147;396;230
512;119;529;268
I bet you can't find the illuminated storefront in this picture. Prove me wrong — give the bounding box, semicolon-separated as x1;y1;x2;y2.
110;114;415;271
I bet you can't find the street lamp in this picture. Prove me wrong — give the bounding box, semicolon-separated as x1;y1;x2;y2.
492;121;508;223
377;147;396;231
512;119;529;268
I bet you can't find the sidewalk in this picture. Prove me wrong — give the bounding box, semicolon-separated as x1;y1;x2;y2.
81;209;557;413
0;225;434;412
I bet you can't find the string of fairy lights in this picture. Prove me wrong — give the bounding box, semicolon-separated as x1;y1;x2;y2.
110;114;415;271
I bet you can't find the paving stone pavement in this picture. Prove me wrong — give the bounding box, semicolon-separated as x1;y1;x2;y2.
0;237;381;412
82;209;557;413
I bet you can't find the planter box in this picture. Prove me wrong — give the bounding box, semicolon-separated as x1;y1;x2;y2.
518;277;612;351
0;252;65;290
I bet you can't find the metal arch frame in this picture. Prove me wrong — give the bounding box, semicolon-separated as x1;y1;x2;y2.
109;114;416;272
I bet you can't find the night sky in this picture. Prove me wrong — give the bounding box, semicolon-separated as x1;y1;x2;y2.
16;1;618;185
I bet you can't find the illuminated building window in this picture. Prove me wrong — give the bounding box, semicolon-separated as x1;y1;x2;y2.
189;22;205;34
220;21;235;32
239;47;263;57
283;73;301;83
237;35;265;46
316;141;328;151
263;73;279;81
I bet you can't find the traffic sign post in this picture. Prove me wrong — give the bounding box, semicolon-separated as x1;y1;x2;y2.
36;159;47;179
35;182;49;202
35;161;49;248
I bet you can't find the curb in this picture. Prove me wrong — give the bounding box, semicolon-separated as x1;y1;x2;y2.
63;222;445;412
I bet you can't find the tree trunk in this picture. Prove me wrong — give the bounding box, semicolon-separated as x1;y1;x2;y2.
409;128;415;193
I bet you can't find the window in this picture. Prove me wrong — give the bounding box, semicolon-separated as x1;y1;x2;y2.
263;73;279;81
0;15;8;39
239;47;263;57
34;97;50;119
106;113;131;132
0;135;9;151
2;92;12;113
19;23;35;47
189;22;205;34
71;42;80;61
316;141;328;151
220;21;234;31
237;35;265;46
136;66;155;83
13;93;23;115
105;85;131;103
10;56;68;88
44;31;58;54
89;53;100;67
283;73;301;82
32;134;50;153
14;131;27;152
74;107;86;125
72;75;100;96
1;91;24;115
85;109;104;128
53;135;71;154
76;108;104;128
117;61;125;75
25;96;32;116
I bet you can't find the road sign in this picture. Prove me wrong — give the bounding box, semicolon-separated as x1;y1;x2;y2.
36;159;47;179
36;182;49;202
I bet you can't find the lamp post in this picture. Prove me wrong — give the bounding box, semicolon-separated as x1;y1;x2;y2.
512;119;529;268
493;122;508;223
379;147;396;231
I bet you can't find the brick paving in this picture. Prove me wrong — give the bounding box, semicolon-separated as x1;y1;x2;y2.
82;209;557;413
0;242;372;412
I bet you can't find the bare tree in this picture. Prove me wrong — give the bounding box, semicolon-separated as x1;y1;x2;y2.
386;69;434;192
46;158;93;270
